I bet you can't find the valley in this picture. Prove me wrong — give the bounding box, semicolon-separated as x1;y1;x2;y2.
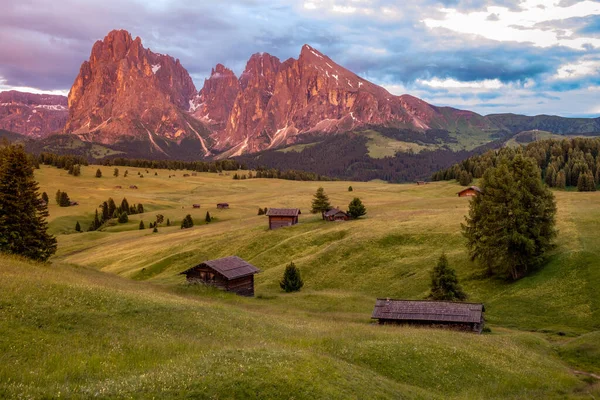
1;165;598;398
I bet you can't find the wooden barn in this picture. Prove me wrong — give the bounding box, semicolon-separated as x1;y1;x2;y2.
324;208;349;221
371;299;485;333
193;204;201;209
217;203;229;209
416;181;428;185
180;256;260;297
266;208;300;230
129;185;138;189
457;186;482;197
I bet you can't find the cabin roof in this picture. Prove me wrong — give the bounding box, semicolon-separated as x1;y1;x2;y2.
371;299;485;324
457;186;482;194
266;208;300;217
324;208;348;217
181;256;260;280
217;202;229;206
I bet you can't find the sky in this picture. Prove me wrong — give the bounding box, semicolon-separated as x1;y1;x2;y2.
1;0;599;117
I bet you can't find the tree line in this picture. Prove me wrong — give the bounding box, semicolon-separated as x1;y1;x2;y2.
432;138;600;191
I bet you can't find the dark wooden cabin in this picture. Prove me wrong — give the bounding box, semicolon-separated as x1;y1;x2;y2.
416;181;428;185
193;204;201;209
371;299;485;333
266;208;300;230
324;208;349;221
180;256;260;297
129;185;138;189
457;186;482;197
217;203;229;209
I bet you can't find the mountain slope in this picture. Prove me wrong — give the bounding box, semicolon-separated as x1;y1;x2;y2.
0;91;68;138
64;30;211;156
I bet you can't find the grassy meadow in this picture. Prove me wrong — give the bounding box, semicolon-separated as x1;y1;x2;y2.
1;164;599;398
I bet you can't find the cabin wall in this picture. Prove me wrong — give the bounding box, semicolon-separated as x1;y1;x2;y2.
377;319;483;333
458;189;476;197
185;266;255;297
269;216;298;230
227;275;255;297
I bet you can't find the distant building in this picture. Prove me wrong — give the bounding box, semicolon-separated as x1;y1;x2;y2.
217;203;229;209
266;208;300;230
183;174;190;177
69;201;79;206
324;208;349;221
457;186;482;197
192;204;201;209
180;256;260;297
129;185;138;189
371;299;485;333
416;181;428;185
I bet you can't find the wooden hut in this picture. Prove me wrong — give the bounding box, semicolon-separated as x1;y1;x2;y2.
457;186;481;197
183;173;190;177
180;256;260;297
193;204;201;209
324;208;349;221
129;185;138;189
416;181;428;185
371;299;485;333
266;208;300;230
217;203;229;209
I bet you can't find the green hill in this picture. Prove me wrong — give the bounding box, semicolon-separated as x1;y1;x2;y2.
1;165;599;398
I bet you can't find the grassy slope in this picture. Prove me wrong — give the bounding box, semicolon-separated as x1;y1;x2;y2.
1;165;598;398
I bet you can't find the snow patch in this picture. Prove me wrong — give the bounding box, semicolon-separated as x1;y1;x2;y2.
358;82;363;88
332;74;339;82
232;138;249;157
310;49;323;59
326;62;333;69
32;110;37;114
152;64;161;74
347;79;354;88
189;99;203;112
141;123;169;156
186;121;212;157
34;104;67;111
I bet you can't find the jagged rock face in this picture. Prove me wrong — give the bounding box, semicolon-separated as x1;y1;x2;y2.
205;45;465;156
0;91;68;138
65;29;199;145
191;64;240;132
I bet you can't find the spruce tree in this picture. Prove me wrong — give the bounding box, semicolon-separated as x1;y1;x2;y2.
59;191;71;207
101;201;110;222
0;144;57;261
428;254;467;301
279;262;304;292
347;197;367;219
555;170;567;189
118;212;128;223
166;218;171;226
205;211;211;223
41;192;49;204
458;171;473;186
120;198;129;215
258;208;264;215
577;171;596;192
95;168;102;178
311;187;331;219
348;186;353;192
75;221;81;232
462;155;557;280
113;168;119;177
72;165;81;177
55;189;62;205
137;204;144;214
181;214;194;229
139;220;145;230
107;198;116;217
153;226;158;233
124;170;128;178
92;209;101;230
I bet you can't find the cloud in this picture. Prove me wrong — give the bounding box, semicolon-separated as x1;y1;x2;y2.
0;0;598;117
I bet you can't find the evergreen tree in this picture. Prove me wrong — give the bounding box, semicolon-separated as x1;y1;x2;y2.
258;208;264;215
95;168;102;178
101;201;110;222
55;189;62;205
75;221;81;232
107;198;116;217
263;207;268;214
139;220;145;230
458;170;473;186
311;187;331;219
118;212;129;223
166;218;171;226
348;186;353;192
137;204;144;214
59;191;71;207
279;262;304;292
577;171;596;192
91;209;101;230
0;145;57;261
72;164;81;177
113;168;119;177
555;170;567;189
153;226;158;233
347;197;367;219
41;192;49;204
124;170;128;178
428;254;467;301
205;211;211;223
181;214;194;229
155;214;164;225
462;155;557;280
129;205;137;215
120;198;129;215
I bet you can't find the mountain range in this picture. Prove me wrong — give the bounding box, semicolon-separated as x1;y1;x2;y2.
1;29;599;168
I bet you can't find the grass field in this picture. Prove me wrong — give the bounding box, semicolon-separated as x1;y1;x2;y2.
1;165;599;398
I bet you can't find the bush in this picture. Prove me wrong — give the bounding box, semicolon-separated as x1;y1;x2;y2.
280;262;304;292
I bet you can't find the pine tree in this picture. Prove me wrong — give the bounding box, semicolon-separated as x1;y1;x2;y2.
258;208;264;215
153;226;158;233
75;221;81;232
181;214;194;229
137;204;144;214
279;262;304;292
92;209;101;230
118;212;129;223
347;197;367;219
458;170;473;186
95;168;102;178
139;220;145;230
555;170;567;189
101;201;110;222
113;168;119;177
311;187;331;219
577;171;596;192
348;186;353;192
166;218;171;226
107;198;116;217
263;207;268;214
205;211;211;223
124;170;128;178
59;191;71;207
428;254;467;301
0;145;57;261
41;192;49;204
72;164;81;176
462;155;557;280
120;198;129;215
55;189;62;205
